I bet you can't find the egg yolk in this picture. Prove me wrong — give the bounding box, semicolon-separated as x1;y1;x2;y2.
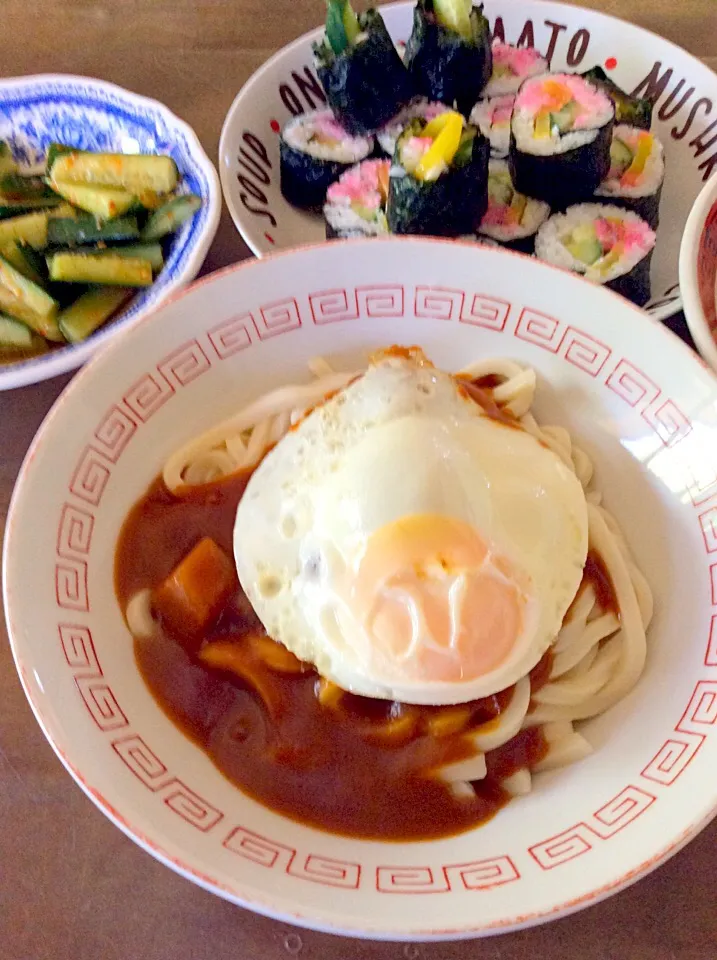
352;514;525;683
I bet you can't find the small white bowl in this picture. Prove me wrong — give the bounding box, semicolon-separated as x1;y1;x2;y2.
5;238;717;939
680;174;717;371
0;74;221;390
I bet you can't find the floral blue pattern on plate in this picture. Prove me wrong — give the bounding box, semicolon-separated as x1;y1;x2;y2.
0;74;221;390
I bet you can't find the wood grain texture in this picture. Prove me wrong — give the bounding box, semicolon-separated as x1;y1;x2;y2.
1;3;716;958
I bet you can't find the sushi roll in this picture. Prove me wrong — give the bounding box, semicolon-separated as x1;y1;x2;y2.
509;73;615;208
387;110;489;236
478;159;551;253
323;159;391;239
594;126;664;229
535;204;656;306
280;110;374;209
470;94;515;158
483;41;548;99
377;99;449;157
581;66;652;131
313;1;413;135
404;0;492;117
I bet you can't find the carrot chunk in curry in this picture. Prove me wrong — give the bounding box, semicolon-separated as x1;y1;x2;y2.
152;536;237;643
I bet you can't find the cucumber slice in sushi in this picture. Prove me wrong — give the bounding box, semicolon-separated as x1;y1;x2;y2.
595;126;665;230
535;204;656;306
280;110;374;210
313;8;413;135
404;1;493;117
478;158;551;254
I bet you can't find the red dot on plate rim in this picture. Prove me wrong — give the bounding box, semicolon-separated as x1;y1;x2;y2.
604;57;618;70
264;232;275;245
270;119;281;133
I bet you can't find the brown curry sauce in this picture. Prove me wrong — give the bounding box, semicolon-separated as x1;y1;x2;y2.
114;376;614;841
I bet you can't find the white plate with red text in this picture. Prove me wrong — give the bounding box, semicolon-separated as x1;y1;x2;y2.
219;0;717;322
5;238;717;940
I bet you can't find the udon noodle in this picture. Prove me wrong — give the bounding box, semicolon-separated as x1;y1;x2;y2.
130;355;652;803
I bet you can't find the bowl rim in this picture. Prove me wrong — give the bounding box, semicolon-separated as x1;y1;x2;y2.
0;72;222;391
5;236;717;939
679;174;717;372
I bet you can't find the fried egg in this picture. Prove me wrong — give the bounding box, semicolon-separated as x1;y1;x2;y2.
233;349;588;705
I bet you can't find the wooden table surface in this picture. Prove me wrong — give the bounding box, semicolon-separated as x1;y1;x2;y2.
2;2;717;958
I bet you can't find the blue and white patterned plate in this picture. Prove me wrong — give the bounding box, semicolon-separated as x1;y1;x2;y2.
0;74;221;390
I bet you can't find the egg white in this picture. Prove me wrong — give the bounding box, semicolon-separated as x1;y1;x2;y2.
233;354;589;705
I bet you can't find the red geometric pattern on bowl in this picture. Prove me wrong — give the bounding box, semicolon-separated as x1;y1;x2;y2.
309;285;404;325
51;283;716;893
414;286;511;332
56;503;95;559
158;340;212;389
93;405;138;463
607;359;691;446
707;616;717;667
528;786;656;870
111;733;223;830
69;445;112;507
642;680;717;786
697;199;717;336
376;856;520;893
515;309;612;377
223;827;361;889
59;624;128;731
122;372;175;422
255;298;302;339
207;314;254;359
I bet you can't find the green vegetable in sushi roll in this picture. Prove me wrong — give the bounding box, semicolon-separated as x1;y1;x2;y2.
594;126;664;229
387;110;489;236
581;67;652;131
404;0;492;117
313;1;413;135
478;159;551;253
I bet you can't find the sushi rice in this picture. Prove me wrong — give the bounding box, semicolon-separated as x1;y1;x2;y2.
479;158;550;247
282;110;373;163
483;41;548;98
377;98;449;157
324;159;390;238
470;94;515;158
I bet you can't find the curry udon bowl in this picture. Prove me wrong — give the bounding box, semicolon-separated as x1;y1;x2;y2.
5;238;717;940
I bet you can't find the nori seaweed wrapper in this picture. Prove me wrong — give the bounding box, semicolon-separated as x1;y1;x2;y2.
582;67;653;130
483;233;538;255
403;1;492;116
388;128;490;236
314;9;413;136
606;246;653;306
509;118;614;209
280;138;351;210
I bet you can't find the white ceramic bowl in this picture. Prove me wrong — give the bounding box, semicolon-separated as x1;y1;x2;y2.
0;74;221;390
220;0;717;322
680;174;717;370
5;239;717;940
